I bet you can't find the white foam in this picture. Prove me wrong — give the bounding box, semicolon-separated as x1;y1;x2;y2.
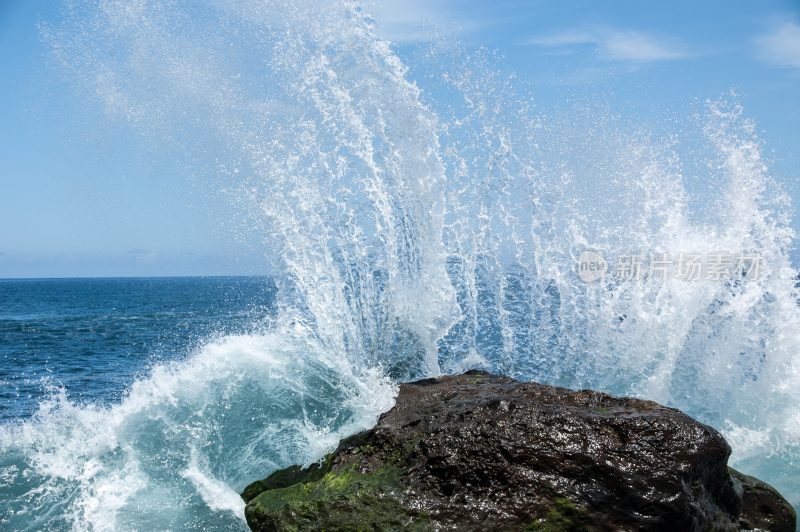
183;451;246;519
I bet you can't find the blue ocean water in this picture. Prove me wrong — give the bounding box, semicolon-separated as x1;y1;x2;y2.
0;277;276;421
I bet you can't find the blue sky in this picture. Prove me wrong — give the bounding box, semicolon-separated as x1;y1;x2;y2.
1;0;799;278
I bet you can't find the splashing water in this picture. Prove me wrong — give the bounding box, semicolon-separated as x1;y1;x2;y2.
2;0;799;529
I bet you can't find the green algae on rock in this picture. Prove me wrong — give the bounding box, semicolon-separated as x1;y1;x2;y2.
244;464;427;531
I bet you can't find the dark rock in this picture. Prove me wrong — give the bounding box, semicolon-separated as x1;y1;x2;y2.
242;370;796;531
730;468;796;532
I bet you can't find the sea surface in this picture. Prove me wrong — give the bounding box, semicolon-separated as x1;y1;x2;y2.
0;277;276;421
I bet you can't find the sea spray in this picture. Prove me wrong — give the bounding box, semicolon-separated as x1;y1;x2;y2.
1;0;798;529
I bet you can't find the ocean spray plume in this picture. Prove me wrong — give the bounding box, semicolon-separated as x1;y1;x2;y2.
45;0;462;376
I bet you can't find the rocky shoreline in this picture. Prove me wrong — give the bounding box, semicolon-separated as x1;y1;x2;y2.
241;370;796;531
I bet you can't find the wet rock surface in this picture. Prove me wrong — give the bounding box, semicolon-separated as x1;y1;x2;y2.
242;370;796;531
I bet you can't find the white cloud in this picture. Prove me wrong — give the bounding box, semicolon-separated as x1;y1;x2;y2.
127;248;159;264
755;20;800;69
524;28;689;63
363;0;482;43
601;31;687;61
525;30;595;48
